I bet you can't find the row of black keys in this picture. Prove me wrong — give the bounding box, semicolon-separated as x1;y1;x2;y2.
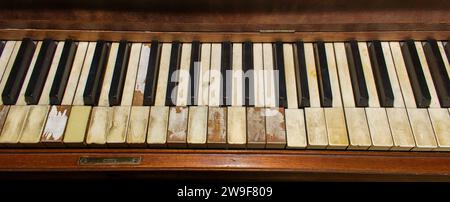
0;39;448;108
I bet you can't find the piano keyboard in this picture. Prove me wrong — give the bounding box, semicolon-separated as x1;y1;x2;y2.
0;39;448;151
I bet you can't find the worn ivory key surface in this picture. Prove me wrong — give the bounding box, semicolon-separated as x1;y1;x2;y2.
126;106;149;146
207;107;227;148
247;107;266;148
265;108;286;149
285;108;307;149
0;106;28;145
187;106;208;147
147;106;169;147
20;106;50;145
227;107;246;148
167;106;188;148
40;105;71;145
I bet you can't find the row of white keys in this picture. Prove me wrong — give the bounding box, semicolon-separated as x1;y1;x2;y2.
390;42;437;151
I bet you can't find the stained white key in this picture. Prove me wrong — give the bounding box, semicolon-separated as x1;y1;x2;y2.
198;43;211;106
37;42;64;105
132;43;150;106
17;41;42;105
253;43;265;107
208;43;221;107
285;108;307;149
86;107;110;146
154;43;172;106
428;108;450;151
283;43;299;108
61;42;89;105
20;105;49;144
97;42;119;106
232;43;243;106
305;108;328;149
263;43;276;108
107;106;130;145
187;106;208;147
324;43;348;149
127;106;150;146
147;106;169;147
176;43;191;106
359;42;393;150
73;42;97;105
121;43;141;106
0;106;28;144
227;107;246;148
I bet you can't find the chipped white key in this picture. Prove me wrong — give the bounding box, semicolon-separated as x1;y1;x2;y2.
41;105;71;145
121;43;141;106
167;106;188;148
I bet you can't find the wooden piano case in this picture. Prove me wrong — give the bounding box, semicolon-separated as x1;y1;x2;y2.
0;0;449;181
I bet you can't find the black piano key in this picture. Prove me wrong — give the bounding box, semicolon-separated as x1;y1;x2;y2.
165;41;181;106
344;40;369;107
444;41;450;64
83;40;110;106
189;41;201;106
2;38;36;105
422;40;450;108
293;41;310;107
143;40;162;106
400;40;431;108
0;41;5;57
243;41;253;106
274;41;287;108
313;41;333;107
49;40;78;105
109;40;131;106
367;41;394;107
221;41;232;106
25;38;57;105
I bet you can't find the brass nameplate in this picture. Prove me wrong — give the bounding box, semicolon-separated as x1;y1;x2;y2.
79;157;142;165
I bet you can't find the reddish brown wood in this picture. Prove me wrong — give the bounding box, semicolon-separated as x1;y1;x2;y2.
0;149;449;181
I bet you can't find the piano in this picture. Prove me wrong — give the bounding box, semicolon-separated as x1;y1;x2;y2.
0;0;449;181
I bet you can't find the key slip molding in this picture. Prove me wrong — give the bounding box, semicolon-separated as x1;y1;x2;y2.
0;0;449;181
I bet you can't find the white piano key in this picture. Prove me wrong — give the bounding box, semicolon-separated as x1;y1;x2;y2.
154;43;172;106
0;106;28;144
365;108;393;150
305;43;321;107
386;108;415;150
61;42;88;105
126;106;150;146
176;43;191;106
0;41;20;105
86;106;110;146
285;108;307;149
334;42;355;107
107;106;130;145
227;106;246;148
231;43;243;106
381;42;405;108
147;106;169;147
358;42;380;107
305;108;328;149
17;41;42;105
38;42;64;105
263;43;276;108
208;43;221;107
121;43;141;106
407;108;437;151
359;42;393;150
428;108;450;151
132;43;150;106
325;43;342;108
187;106;208;147
283;43;299;108
41;105;70;144
63;106;91;146
19;105;49;144
167;106;188;147
252;43;265;107
198;43;211;106
73;42;97;105
324;43;349;149
97;42;119;107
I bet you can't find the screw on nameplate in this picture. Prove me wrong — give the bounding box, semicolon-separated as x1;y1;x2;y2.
79;157;142;165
